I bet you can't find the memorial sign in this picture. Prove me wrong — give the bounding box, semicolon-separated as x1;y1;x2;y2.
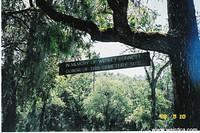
59;52;150;75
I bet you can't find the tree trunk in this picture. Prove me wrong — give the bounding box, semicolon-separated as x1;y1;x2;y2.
170;40;200;128
105;115;110;131
39;88;51;131
167;0;200;128
104;100;110;131
39;100;47;131
2;47;16;132
94;119;100;131
150;82;156;129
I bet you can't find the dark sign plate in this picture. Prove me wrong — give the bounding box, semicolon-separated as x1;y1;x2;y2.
59;52;150;75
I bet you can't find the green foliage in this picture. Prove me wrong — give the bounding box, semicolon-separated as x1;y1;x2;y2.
83;73;172;131
84;74;132;130
2;0;173;131
124;79;152;130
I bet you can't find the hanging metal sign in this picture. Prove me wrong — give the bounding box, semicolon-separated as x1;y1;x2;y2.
59;52;150;75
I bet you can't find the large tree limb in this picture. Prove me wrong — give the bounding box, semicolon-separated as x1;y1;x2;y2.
107;0;131;34
36;0;172;54
128;32;172;54
36;0;99;34
36;0;119;42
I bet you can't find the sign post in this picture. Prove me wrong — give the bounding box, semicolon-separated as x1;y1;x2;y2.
59;52;151;75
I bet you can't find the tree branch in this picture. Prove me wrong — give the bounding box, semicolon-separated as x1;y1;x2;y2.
2;8;38;16
145;67;151;84
129;32;172;54
36;0;120;42
155;61;170;81
107;0;131;34
36;0;98;34
36;0;172;54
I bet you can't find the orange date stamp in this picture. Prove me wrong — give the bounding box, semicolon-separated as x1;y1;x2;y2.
159;114;186;120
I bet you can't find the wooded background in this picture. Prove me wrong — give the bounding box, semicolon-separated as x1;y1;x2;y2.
1;0;200;131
